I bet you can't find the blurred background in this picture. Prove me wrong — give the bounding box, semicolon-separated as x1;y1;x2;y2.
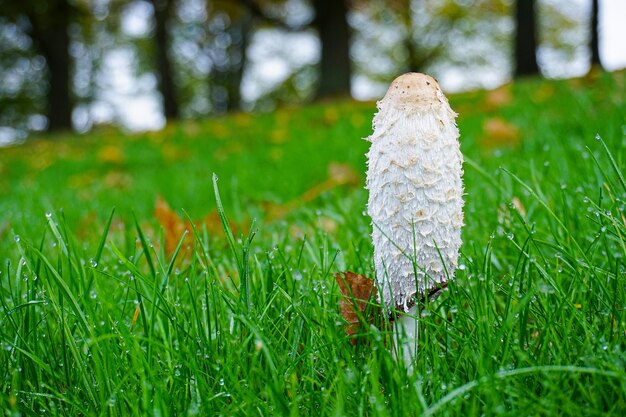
0;0;624;145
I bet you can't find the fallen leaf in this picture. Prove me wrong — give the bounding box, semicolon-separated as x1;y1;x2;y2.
335;271;378;343
270;129;289;144
202;210;251;239
153;195;190;257
97;145;125;164
481;117;520;149
483;84;512;110
264;162;360;221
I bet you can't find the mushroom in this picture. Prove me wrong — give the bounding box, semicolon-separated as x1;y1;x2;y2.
365;73;464;365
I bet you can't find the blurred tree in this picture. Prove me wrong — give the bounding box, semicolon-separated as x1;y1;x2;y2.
0;17;47;139
514;0;539;77
311;0;351;97
238;0;350;98
2;0;75;131
208;2;253;112
148;0;179;119
590;0;602;69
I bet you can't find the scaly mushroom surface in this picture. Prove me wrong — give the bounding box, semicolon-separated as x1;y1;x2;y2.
365;72;464;313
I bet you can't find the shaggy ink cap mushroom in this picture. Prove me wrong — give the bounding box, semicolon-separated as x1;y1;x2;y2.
365;73;464;314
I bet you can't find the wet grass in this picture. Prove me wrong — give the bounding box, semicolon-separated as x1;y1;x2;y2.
1;70;626;416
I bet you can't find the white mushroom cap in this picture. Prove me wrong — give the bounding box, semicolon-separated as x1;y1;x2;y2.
365;73;464;312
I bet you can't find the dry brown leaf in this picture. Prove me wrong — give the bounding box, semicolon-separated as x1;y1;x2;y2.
202;210;250;238
264;162;360;221
481;117;520;149
153;195;191;257
335;271;377;342
484;84;512;110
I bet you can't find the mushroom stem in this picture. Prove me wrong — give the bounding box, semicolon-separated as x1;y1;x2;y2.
395;305;419;369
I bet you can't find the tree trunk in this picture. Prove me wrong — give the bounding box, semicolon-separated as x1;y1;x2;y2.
226;13;252;112
590;0;602;68
150;0;179;120
28;0;73;132
513;0;539;77
312;0;351;98
405;36;421;73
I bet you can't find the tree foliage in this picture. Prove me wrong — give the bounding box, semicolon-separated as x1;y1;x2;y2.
0;0;609;141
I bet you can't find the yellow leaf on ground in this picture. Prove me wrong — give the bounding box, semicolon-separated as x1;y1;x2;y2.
270;129;289;144
97;145;125;164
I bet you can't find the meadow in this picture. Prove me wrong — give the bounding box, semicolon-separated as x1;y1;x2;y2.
1;71;625;416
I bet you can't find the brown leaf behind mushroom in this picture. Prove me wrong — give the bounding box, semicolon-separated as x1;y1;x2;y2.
335;271;377;343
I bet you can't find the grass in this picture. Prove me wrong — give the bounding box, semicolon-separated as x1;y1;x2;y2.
1;70;626;416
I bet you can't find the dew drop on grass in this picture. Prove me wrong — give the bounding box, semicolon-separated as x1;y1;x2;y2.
90;290;97;299
89;259;97;268
458;264;466;271
14;235;20;243
45;212;52;219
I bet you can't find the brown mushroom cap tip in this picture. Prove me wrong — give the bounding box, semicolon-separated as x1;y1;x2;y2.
379;72;446;107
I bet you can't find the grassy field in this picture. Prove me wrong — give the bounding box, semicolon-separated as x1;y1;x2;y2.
1;71;625;416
